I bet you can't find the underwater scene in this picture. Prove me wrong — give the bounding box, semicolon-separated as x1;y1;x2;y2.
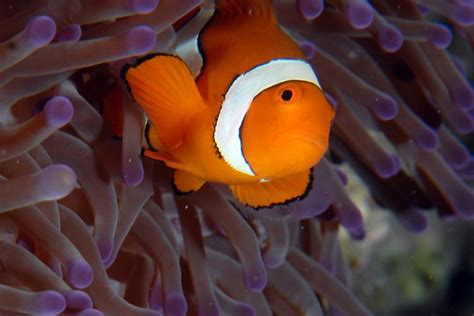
0;0;473;315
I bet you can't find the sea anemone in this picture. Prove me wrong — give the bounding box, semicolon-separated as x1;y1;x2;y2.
0;0;472;315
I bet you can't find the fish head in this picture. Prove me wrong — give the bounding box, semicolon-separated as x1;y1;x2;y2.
241;80;335;178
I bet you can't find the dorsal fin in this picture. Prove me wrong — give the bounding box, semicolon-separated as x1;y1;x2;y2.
216;0;276;20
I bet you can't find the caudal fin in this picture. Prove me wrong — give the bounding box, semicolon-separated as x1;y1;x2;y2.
122;54;205;150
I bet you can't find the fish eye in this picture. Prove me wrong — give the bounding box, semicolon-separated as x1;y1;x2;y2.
281;89;293;101
274;83;301;105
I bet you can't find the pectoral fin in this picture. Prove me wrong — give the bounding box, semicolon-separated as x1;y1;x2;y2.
122;54;205;150
173;170;205;194
143;149;184;170
229;170;313;208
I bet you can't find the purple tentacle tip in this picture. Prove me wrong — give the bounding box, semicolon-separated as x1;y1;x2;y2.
297;0;324;20
453;111;474;135
26;16;56;46
378;25;403;52
445;149;470;170
417;5;430;15
345;1;374;29
35;291;67;314
65;290;93;310
129;0;160;14
399;210;427;233
126;26;157;55
414;128;439;150
237;303;257;316
43;96;74;127
149;284;163;311
263;254;284;269
338;205;364;233
457;159;474;180
95;236;114;262
67;259;94;289
102;250;117;268
299;40;317;59
454;189;474;219
122;155;144;186
165;293;188;316
74;309;105;316
350;227;366;240
375;154;400;178
453;3;474;26
40;164;78;200
449;86;474;110
54;24;82;42
373;94;398;120
427;24;452;49
335;169;348;185
243;268;267;292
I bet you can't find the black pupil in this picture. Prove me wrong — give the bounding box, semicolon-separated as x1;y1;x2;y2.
281;89;293;101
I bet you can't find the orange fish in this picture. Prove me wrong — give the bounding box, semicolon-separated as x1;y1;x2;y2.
122;0;335;208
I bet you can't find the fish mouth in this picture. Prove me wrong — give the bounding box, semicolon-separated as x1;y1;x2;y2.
281;133;327;152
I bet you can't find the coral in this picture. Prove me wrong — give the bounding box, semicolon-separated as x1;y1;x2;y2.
0;0;472;315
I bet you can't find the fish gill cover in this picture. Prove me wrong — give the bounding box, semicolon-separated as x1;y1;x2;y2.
0;0;472;315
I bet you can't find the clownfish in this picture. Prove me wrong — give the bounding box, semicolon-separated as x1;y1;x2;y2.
122;0;335;208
